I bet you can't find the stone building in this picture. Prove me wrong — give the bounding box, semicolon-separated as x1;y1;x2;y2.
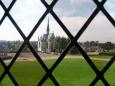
38;19;55;53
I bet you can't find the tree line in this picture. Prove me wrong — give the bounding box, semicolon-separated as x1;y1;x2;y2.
80;41;115;52
0;39;115;54
0;40;37;52
51;36;79;54
51;37;115;53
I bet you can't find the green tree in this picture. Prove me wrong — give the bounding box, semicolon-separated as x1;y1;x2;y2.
31;41;38;51
60;37;67;50
100;42;114;51
104;42;114;51
53;37;70;53
53;36;61;53
69;46;79;54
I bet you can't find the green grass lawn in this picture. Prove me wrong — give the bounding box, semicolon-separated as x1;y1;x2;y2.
0;57;115;86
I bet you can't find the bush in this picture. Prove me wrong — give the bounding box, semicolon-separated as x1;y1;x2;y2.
69;46;80;55
99;52;115;56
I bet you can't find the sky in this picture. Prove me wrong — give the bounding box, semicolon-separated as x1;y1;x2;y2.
0;0;115;43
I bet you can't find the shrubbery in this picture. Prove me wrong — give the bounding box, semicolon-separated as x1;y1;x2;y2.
99;52;115;56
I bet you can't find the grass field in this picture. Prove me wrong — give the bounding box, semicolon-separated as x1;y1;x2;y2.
0;56;115;86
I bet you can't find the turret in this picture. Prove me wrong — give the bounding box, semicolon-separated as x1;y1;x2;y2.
47;18;50;36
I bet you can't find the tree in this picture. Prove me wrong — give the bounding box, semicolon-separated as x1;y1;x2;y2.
60;37;67;50
53;37;70;53
53;36;61;53
31;41;38;51
100;42;114;51
104;42;114;51
69;46;79;54
90;41;98;47
53;37;80;54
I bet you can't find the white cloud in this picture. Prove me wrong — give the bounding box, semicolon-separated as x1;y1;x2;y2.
10;0;46;24
54;0;96;17
0;17;23;41
61;16;87;36
78;12;115;43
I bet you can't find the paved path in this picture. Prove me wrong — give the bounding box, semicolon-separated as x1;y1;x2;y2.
41;55;111;61
17;55;111;62
4;55;111;62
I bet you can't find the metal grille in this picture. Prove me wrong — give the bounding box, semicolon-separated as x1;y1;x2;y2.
0;0;115;85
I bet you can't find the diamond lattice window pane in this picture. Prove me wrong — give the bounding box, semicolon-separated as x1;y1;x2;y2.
10;0;46;36
45;0;53;5
0;6;4;20
54;0;96;36
0;63;4;77
1;0;13;8
95;80;104;86
53;51;96;86
105;62;115;86
2;75;14;86
10;47;46;86
42;78;54;86
104;0;115;19
98;0;103;2
78;12;115;70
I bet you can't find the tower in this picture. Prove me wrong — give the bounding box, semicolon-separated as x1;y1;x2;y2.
47;18;49;36
47;18;50;53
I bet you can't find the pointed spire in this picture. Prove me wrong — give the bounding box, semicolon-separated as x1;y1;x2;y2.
47;18;49;35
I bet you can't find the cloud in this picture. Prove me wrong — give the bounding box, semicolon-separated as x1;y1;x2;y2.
54;0;96;17
61;16;87;36
7;0;46;37
78;12;115;43
0;17;23;41
10;0;46;23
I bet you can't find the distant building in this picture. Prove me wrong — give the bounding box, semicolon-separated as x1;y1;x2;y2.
0;47;12;60
80;41;105;52
38;19;55;53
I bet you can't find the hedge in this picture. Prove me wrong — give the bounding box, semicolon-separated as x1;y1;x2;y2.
99;52;115;56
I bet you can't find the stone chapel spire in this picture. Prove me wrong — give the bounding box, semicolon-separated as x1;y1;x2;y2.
47;18;49;35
